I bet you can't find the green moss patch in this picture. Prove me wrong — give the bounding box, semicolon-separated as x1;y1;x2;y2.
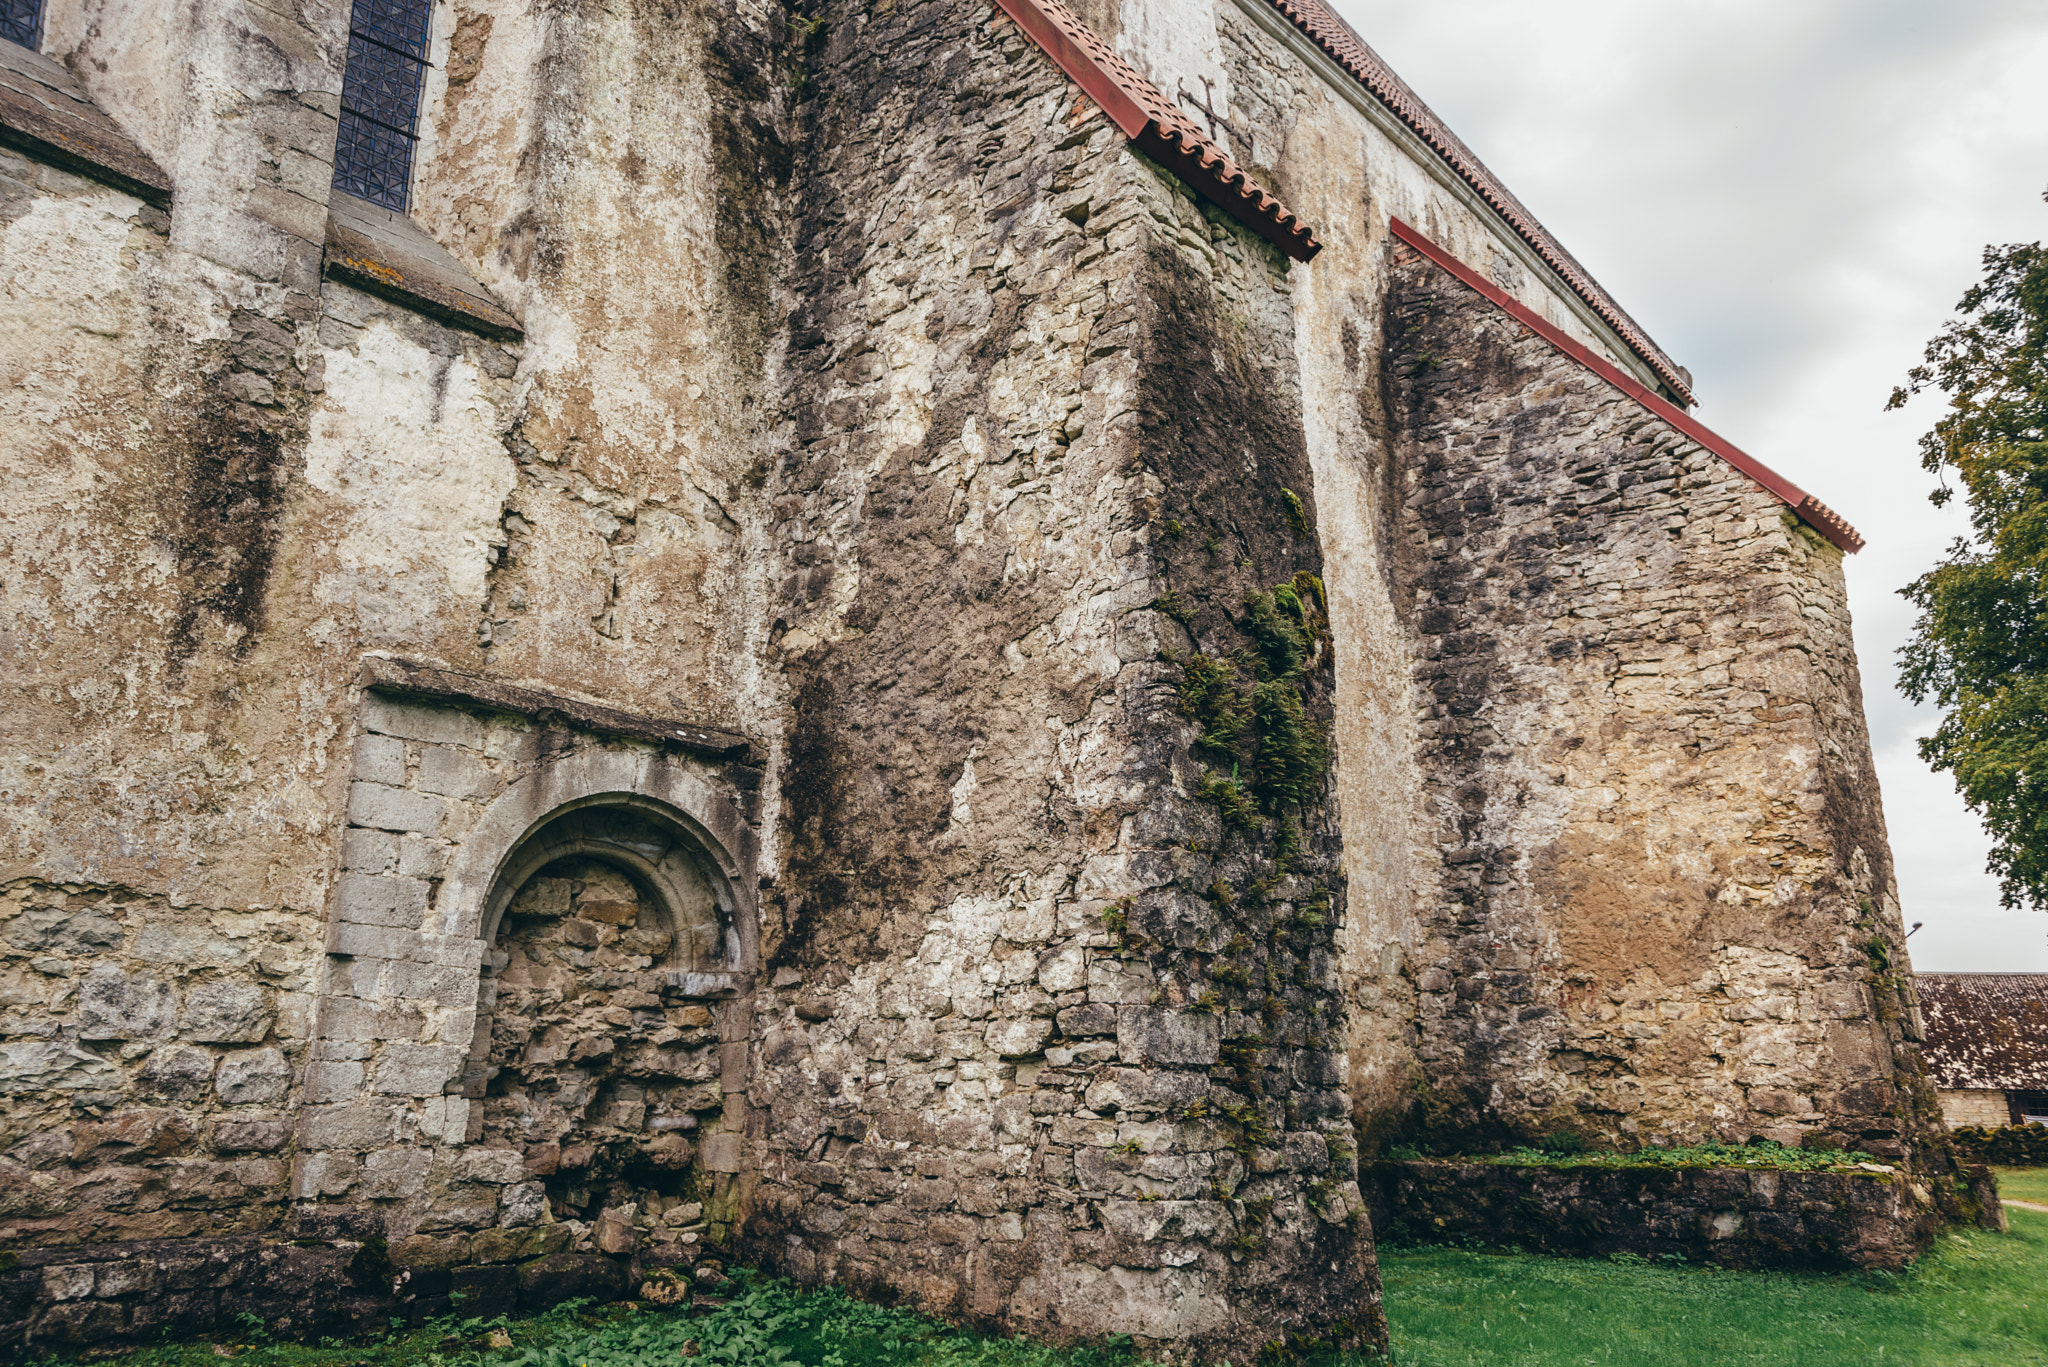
1389;1139;1887;1174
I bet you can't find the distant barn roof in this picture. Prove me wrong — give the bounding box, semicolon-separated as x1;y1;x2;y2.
1917;973;2048;1091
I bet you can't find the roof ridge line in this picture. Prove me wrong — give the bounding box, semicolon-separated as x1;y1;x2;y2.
1258;0;1695;406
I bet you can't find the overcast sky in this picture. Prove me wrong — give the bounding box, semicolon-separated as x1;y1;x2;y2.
1324;0;2048;971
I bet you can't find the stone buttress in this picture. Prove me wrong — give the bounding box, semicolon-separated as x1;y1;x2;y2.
740;0;1381;1357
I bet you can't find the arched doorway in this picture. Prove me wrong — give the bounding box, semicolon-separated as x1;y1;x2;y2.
470;795;742;1261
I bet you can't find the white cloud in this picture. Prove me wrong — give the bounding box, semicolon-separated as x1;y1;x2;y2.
1328;0;2048;969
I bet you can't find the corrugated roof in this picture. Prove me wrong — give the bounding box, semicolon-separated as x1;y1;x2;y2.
1917;973;2048;1091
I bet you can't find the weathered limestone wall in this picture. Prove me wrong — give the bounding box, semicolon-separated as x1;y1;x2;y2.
1118;0;1722;1148
401;0;792;721
740;1;1381;1358
1938;1090;2011;1129
2;0;346;1273
1102;0;1956;1180
0;0;1956;1356
2;0;793;1350
1372;242;1953;1174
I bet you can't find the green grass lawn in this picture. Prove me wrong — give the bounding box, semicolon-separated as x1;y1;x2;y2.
1375;1209;2047;1366
68;1210;2048;1367
1995;1165;2048;1206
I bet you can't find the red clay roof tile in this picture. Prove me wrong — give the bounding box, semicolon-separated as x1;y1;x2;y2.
992;1;1856;546
1918;973;2048;1092
992;0;1321;262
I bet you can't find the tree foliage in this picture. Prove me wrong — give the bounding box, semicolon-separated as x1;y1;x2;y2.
1894;199;2048;908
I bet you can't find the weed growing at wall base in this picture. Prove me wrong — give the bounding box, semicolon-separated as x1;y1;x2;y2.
67;1217;2048;1367
83;1273;1145;1367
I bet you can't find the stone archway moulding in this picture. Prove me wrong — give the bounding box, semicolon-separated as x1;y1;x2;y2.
435;745;759;975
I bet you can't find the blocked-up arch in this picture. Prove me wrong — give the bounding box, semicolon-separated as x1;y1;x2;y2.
434;744;757;973
475;796;742;972
441;748;758;1230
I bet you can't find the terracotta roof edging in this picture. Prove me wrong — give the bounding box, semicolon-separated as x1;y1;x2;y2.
989;0;1320;262
1391;217;1862;554
1224;0;1693;407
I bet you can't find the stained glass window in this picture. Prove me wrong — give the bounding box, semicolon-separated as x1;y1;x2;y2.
331;0;433;211
0;0;43;50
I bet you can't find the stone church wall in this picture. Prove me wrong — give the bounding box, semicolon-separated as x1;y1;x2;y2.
1371;241;1953;1179
738;0;1379;1358
0;0;1963;1358
3;0;794;1349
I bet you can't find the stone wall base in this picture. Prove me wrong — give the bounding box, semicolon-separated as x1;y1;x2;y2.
1364;1160;1998;1270
0;1231;666;1355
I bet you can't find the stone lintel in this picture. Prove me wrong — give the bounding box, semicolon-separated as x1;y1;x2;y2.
357;655;754;762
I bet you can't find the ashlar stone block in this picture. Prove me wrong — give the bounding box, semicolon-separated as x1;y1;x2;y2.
314;994;425;1042
418;744;495;800
346;784;449;837
296;1103;401;1151
352;733;406;785
301;1059;364;1103
340;827;398;872
700;1131;744;1173
363;696;486;750
334;872;431;928
418;1095;471;1143
398;834;449;879
371;1042;466;1096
